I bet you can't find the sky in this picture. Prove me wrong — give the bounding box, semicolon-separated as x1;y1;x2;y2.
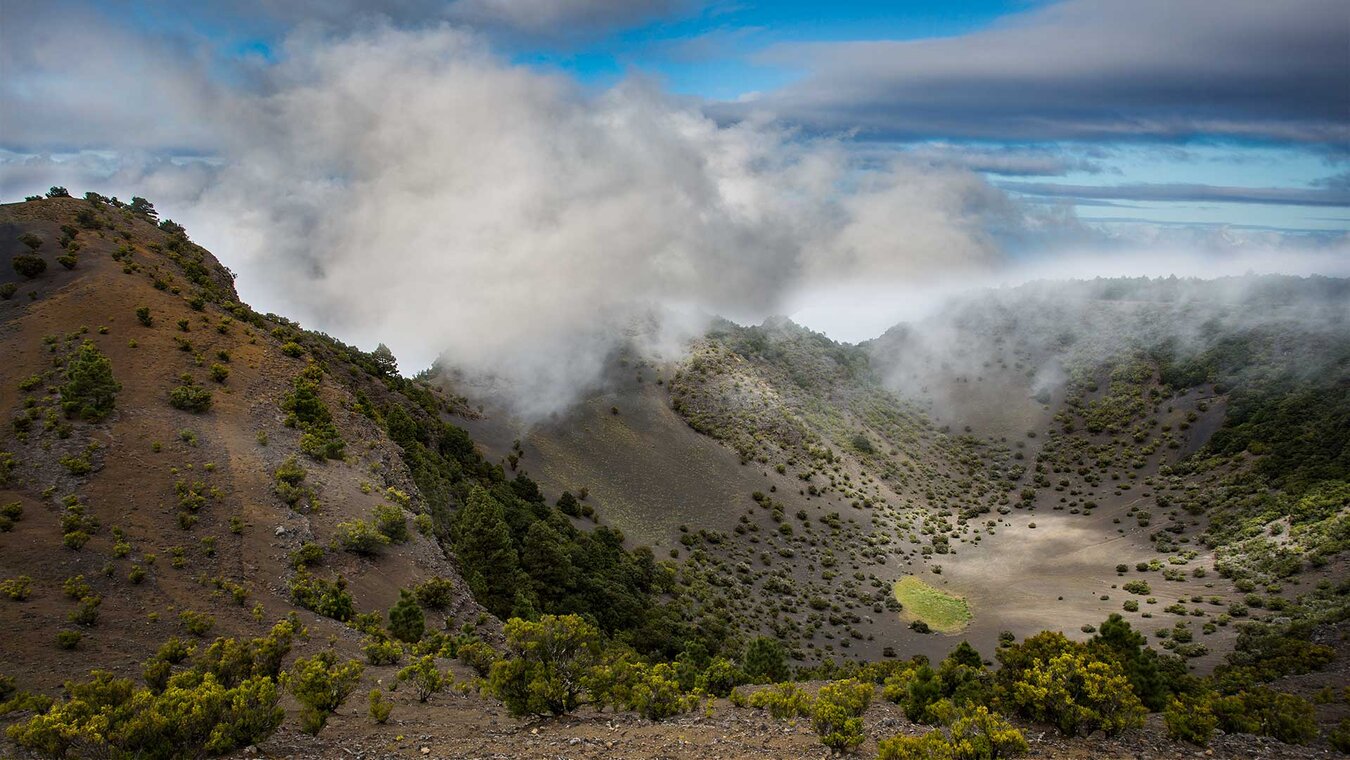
1;0;1347;413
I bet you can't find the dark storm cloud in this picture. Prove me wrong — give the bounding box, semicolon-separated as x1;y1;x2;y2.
1000;181;1350;207
720;0;1350;145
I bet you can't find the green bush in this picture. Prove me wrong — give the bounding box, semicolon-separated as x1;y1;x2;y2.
1329;718;1350;753
1009;651;1145;737
695;657;745;697
55;630;82;650
374;504;409;544
1164;692;1216;745
12;254;46;279
369;688;393;724
288;572;354;622
626;663;694;720
61;341;120;421
1211;688;1316;744
169;384;213;413
362;637;404;666
180;610;215;637
457;640;498;677
413;576;455;610
6;668;282;757
0;282;16;299
396;656;450;702
812;679;872;753
1;575;33;601
746;682;815;719
388;590;425;643
286;651;364;736
336;519;390;556
486;615;601;717
56;255;77;270
743;637;789;683
136;306;153;326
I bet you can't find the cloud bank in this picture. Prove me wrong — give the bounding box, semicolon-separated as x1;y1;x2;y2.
724;0;1350;144
110;24;1007;418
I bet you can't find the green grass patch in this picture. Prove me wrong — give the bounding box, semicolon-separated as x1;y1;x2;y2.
893;576;971;634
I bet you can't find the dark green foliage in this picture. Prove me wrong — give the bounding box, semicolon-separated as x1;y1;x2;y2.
1211;688;1317;744
61;341;121;421
56;255;77;270
18;233;43;250
169;383;213;413
1090;614;1185;711
289;572;354;622
7;667;282;758
487;615;601;717
413;576;456;609
282;364;344;460
1164;692;1216;745
388;590;425;644
11;254;45;279
742;637;789;683
373;503;409;543
288;651;363;735
136;306;153;326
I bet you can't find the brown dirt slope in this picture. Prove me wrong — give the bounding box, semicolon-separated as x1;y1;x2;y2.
0;197;487;697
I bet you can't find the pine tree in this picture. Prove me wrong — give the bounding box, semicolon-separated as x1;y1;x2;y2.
61;341;121;421
453;486;520;618
388;590;425;643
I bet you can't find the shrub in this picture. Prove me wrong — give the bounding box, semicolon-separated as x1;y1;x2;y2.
11;254;46;279
1330;718;1350;753
287;651;364;735
1009;651;1145;737
180;610;215;637
18;233;42;250
55;630;82;649
1;575;33;601
747;681;815;719
486;615;601;717
743;636;789;682
1164;692;1216;746
6;668;282;757
289;541;325;569
1211;688;1316;744
362;637;404;666
369;688;393;724
457;640;498;677
0;282;15;299
696;657;745;697
209;363;230;383
1122;580;1151;595
388;590;425;643
947;705;1029;759
61;341;120;421
373;504;409;544
878;731;955;760
169;383;213;413
627;663;694;720
397;656;450;702
56;255;77;270
68;595;101;627
336;519;390;556
136;306;153;326
414;576;456;609
812;678;872;753
289;572;354;622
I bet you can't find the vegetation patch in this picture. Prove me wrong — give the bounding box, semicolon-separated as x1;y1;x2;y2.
892;576;971;634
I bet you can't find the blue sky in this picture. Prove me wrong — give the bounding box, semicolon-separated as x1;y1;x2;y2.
4;0;1344;239
1;0;1346;372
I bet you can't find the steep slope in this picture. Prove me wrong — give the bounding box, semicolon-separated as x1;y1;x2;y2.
0;197;493;695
